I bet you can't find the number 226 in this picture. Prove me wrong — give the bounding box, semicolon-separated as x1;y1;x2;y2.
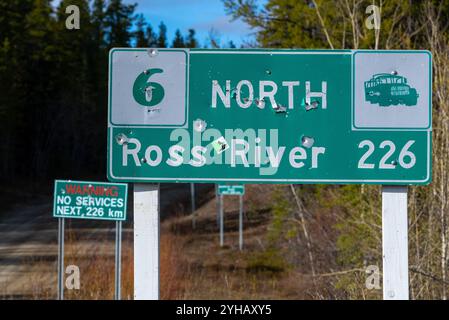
358;140;416;169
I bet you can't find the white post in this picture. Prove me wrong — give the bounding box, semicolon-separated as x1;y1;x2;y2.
382;185;409;300
134;183;160;300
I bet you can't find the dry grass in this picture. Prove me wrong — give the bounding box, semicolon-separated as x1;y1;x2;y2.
62;229;188;300
63;227;133;300
21;228;187;300
160;233;188;299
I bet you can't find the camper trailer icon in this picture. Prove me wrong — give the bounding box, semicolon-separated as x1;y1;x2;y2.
364;73;419;107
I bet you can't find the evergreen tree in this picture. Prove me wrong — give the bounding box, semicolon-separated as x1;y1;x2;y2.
52;0;95;177
91;0;108;99
22;0;59;179
146;23;158;47
104;0;136;47
227;40;236;48
134;15;159;47
185;28;198;48
0;0;34;178
172;29;185;48
92;0;106;48
157;21;167;48
135;13;147;47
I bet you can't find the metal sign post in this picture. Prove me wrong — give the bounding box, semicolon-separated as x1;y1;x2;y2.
191;183;196;229
382;185;409;300
115;221;122;300
215;185;219;228
239;194;243;251
219;194;224;247
134;183;160;300
57;217;65;300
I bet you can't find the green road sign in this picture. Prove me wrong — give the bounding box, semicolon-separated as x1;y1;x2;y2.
53;180;128;221
107;49;432;185
218;184;245;196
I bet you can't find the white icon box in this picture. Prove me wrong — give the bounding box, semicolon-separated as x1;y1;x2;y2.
353;51;431;129
110;49;188;127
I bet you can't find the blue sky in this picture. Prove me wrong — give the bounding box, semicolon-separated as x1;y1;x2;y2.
130;0;256;47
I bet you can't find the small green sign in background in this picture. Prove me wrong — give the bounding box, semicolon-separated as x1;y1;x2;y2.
53;180;128;221
218;185;245;196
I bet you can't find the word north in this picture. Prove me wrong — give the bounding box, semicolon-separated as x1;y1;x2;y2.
211;79;328;109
